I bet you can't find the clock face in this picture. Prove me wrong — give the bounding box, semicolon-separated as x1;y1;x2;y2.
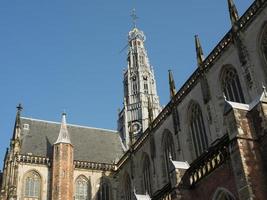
131;121;142;135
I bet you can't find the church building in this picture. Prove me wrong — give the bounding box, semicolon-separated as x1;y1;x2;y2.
1;0;267;199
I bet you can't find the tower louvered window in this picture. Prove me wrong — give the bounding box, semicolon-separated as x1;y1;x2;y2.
132;81;138;95
144;83;148;94
140;55;144;64
143;75;148;94
190;103;208;157
24;171;41;199
75;176;89;200
222;67;245;103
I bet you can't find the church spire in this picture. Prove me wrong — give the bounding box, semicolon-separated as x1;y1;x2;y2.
118;12;161;148
168;70;176;99
195;35;205;69
55;113;71;144
227;0;239;26
12;103;23;140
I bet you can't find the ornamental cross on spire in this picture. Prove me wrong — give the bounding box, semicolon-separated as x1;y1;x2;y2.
131;8;138;28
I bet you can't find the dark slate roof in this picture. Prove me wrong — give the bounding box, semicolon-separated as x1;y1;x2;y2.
20;117;124;164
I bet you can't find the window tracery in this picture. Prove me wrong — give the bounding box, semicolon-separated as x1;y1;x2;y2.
221;67;245;103
75;176;90;200
189;103;208;157
23;171;41;200
162;131;176;177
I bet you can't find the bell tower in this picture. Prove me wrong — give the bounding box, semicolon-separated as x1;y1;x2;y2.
51;113;74;200
118;10;161;148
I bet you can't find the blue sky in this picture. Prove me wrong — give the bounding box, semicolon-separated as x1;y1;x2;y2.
0;0;252;166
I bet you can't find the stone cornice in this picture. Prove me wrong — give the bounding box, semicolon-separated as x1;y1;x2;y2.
74;160;115;171
16;154;51;166
16;154;116;171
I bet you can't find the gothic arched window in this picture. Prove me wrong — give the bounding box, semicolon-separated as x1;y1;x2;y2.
98;181;111;200
261;25;267;65
124;174;132;200
142;154;152;195
221;67;245;103
213;188;235;200
189;103;208;157
23;171;41;200
162;130;176;178
75;176;90;200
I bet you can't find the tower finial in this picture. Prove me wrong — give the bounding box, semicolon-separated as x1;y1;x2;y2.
168;70;176;99
16;103;23;113
195;35;205;69
227;0;239;27
131;8;138;28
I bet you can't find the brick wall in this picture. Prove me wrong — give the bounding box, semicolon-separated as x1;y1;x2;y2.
179;161;238;200
51;143;74;200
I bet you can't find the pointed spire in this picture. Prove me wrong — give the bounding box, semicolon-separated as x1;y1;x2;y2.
15;103;23;128
55;113;71;145
195;35;205;69
168;70;176;99
227;0;239;26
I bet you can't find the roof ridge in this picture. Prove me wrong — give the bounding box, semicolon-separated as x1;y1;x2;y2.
21;117;118;133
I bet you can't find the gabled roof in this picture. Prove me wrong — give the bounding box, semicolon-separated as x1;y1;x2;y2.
20;117;124;164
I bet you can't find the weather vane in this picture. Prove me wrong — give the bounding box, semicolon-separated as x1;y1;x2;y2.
131;8;138;28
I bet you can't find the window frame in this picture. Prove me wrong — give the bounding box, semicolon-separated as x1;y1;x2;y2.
189;103;209;157
221;66;245;103
75;175;90;200
23;170;41;200
161;130;176;179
